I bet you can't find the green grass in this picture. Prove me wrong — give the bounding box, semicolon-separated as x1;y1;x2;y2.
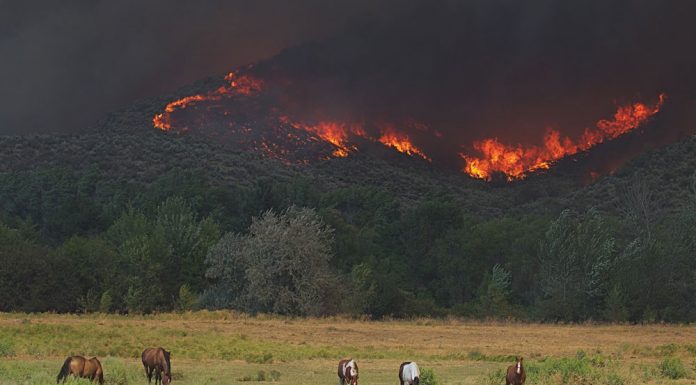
1;313;695;385
0;358;498;385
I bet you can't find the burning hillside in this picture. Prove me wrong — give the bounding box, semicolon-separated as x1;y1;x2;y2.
149;1;694;182
152;68;665;180
461;94;665;180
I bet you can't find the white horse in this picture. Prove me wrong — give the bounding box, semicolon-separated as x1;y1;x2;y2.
399;362;420;385
338;358;359;385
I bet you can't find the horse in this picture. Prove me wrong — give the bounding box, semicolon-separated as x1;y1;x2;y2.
56;356;104;385
337;358;359;385
505;356;526;385
399;361;420;385
142;347;172;385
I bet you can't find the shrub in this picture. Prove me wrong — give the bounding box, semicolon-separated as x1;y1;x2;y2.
659;357;687;379
419;368;440;385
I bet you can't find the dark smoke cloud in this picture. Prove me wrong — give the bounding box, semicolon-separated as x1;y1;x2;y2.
249;0;696;163
4;0;695;152
0;0;394;134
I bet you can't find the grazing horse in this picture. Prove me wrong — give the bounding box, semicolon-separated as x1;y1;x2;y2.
399;361;420;385
56;356;104;385
337;358;359;385
142;347;172;385
505;357;526;385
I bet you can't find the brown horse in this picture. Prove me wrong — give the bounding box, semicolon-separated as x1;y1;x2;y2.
337;358;359;385
505;356;526;385
142;347;172;385
56;356;104;384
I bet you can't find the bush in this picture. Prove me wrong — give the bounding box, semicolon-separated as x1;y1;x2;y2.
419;368;440;385
659;357;687;379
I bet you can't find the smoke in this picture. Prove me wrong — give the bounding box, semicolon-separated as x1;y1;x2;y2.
0;0;393;134
4;0;695;157
247;0;696;165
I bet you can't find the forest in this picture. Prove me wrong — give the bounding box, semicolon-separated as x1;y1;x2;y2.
0;164;694;322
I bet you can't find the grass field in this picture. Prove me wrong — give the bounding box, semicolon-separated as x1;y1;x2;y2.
0;312;694;385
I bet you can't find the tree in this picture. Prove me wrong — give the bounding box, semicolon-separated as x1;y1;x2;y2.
479;264;512;317
155;197;220;292
0;222;79;312
204;206;340;316
537;209;615;320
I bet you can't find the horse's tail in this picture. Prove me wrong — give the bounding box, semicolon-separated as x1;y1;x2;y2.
93;357;104;385
56;357;72;383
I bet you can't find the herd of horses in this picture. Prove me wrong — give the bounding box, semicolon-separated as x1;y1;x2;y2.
56;347;171;385
338;357;526;385
57;348;525;385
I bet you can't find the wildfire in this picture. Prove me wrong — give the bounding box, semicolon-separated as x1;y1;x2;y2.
461;94;665;180
378;126;431;161
152;68;665;181
281;118;366;157
152;71;262;131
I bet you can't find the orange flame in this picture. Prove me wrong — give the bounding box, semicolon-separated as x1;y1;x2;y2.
280;118;367;157
378;126;431;161
461;94;665;180
152;71;262;131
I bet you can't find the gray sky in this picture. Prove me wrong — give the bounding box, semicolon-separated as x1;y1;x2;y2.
0;0;394;134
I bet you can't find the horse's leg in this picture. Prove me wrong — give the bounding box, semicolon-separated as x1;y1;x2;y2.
146;366;153;384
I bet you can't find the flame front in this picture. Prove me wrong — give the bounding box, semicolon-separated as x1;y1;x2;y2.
281;119;366;157
152;71;262;131
461;94;665;180
152;70;665;181
378;126;431;161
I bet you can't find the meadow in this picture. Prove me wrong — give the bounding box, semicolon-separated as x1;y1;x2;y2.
0;312;694;385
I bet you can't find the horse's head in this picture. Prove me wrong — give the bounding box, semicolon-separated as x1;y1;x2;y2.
516;356;524;374
162;373;171;385
413;376;420;385
349;362;358;385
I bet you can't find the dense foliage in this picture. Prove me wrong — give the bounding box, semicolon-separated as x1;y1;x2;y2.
0;166;694;321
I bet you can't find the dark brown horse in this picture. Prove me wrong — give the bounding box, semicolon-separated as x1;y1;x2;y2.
505;356;526;385
56;356;104;384
142;347;172;385
337;358;359;385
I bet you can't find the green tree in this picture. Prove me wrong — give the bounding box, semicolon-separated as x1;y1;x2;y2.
155;197;220;292
603;284;628;322
204;206;340;316
479;264;512;317
0;222;79;312
538;209;615;320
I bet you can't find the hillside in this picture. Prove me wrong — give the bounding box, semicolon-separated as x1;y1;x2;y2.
1;80;695;322
1;94;695;218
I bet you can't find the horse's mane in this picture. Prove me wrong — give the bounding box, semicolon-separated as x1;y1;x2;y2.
161;348;171;374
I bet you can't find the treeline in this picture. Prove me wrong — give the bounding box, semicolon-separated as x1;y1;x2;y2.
0;167;694;322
